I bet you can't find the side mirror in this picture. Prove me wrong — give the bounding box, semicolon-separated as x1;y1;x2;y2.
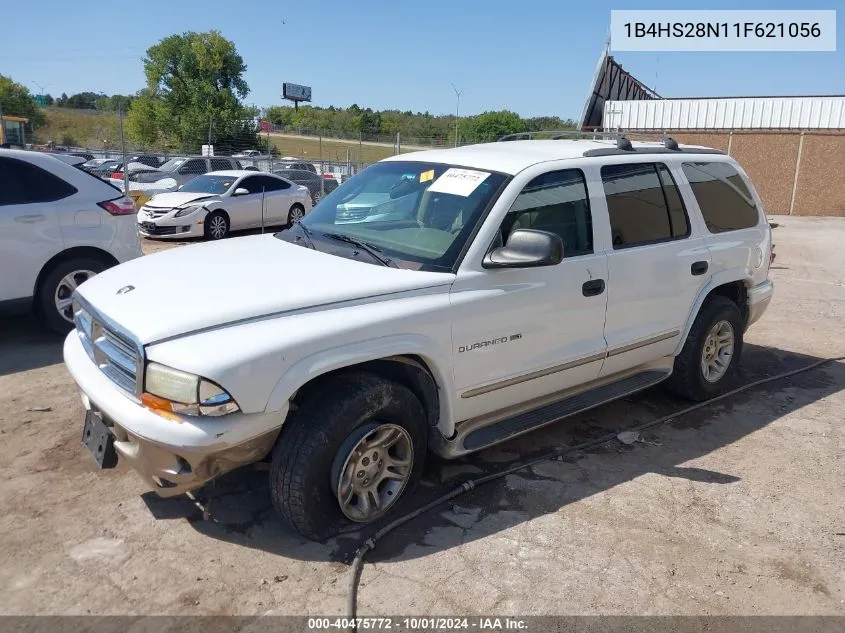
483;229;563;269
233;187;249;196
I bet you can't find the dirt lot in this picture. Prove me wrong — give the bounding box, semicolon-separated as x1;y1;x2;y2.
0;217;843;617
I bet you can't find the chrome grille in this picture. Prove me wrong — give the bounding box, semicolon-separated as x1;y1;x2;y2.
141;205;173;218
74;300;143;398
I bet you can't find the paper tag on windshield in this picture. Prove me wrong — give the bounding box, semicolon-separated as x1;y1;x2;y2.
427;168;490;197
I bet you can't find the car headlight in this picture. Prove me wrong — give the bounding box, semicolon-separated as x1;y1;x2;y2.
141;362;240;418
173;203;206;217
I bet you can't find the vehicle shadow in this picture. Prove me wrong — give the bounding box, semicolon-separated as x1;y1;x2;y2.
143;343;845;564
0;316;65;376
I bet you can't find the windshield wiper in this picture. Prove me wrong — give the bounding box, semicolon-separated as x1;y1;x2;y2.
321;232;398;268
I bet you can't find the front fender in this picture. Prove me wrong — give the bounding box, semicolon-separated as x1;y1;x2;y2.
264;334;457;437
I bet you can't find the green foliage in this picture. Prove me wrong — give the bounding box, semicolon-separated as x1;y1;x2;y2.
261;104;577;143
0;74;45;126
126;30;257;152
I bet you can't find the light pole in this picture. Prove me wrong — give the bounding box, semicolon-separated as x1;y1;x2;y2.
451;84;463;148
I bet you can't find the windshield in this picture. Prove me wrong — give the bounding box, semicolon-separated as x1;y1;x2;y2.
158;158;186;171
288;160;507;271
179;175;236;194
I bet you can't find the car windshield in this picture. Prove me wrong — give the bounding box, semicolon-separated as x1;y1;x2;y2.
178;175;236;194
283;160;507;271
158;158;186;171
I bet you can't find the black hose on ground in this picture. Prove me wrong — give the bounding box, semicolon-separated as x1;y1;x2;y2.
347;355;845;620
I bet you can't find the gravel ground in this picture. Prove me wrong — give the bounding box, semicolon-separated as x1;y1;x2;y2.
0;217;843;617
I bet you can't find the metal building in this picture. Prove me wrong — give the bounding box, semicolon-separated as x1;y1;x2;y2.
603;96;845;131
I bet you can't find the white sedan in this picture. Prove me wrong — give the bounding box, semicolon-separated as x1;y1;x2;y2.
137;170;311;240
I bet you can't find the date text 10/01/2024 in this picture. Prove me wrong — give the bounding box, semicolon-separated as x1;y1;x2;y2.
624;22;822;39
307;618;528;630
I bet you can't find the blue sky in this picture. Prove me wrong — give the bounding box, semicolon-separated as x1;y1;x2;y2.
1;0;841;119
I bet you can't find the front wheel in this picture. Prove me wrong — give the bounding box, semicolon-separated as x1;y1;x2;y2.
667;296;744;401
204;211;229;240
269;372;427;541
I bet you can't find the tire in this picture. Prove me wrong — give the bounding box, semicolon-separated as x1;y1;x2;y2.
287;203;305;226
311;190;323;206
270;372;427;541
204;211;229;240
37;257;108;334
667;296;744;402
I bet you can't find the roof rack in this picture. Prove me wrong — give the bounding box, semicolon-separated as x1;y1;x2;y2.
496;130;721;157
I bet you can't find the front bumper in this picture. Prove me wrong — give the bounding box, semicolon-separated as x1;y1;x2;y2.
64;332;284;496
138;220;203;240
747;279;774;328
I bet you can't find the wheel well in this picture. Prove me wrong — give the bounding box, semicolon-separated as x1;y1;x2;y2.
208;208;229;221
706;281;748;322
34;246;118;300
292;356;440;428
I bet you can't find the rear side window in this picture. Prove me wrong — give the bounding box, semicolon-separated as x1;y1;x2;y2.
0;157;78;206
600;162;690;249
260;176;290;191
210;158;231;171
682;162;760;232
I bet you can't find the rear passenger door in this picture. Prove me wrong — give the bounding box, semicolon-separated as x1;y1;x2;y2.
598;161;711;377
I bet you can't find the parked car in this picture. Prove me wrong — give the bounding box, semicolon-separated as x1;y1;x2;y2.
232;149;264;158
110;155;165;179
68;152;95;162
82;158;115;170
87;159;122;177
63;138;773;540
128;156;243;188
274;159;316;173
273;168;339;204
137;170;311;240
0;148;141;333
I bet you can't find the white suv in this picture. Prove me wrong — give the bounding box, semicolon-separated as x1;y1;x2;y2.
0;149;142;332
63;137;773;540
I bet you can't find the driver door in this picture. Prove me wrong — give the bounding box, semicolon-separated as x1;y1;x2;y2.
449;168;609;422
228;176;264;229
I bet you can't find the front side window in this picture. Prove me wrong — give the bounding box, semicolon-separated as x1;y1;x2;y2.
286;160;507;271
496;169;592;257
0;157;77;206
601;162;689;249
179;159;207;175
682;162;760;232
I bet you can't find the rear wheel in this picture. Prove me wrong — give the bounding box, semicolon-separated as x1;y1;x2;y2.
667;296;744;401
269;372;427;541
287;203;305;226
37;257;107;333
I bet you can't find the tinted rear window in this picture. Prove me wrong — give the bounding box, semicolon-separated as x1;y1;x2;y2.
682;162;760;232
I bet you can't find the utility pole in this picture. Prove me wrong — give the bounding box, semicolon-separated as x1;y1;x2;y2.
118;105;129;195
451;84;463;148
207;100;213;148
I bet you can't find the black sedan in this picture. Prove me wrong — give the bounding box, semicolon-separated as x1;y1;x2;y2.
273;168;339;204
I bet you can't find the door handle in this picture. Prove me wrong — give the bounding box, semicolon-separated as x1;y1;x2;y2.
582;279;605;297
14;214;45;224
691;261;709;276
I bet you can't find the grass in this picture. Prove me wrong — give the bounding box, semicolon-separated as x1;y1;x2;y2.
267;133;422;165
37;108;121;148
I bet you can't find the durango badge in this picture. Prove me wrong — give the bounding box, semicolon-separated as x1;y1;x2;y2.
116;285;135;295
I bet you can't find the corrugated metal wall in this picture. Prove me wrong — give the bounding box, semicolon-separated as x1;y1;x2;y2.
604;97;845;130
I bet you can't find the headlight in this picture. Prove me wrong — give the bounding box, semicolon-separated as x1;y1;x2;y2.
142;362;240;418
173;203;205;217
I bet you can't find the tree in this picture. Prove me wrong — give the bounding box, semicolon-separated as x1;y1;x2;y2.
463;110;528;142
126;30;255;152
0;74;45;126
44;93;54;106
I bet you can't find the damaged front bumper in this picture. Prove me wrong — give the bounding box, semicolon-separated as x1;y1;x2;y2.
64;332;285;497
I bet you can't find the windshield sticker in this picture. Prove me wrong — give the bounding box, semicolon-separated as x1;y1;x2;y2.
428;168;490;197
420;169;435;183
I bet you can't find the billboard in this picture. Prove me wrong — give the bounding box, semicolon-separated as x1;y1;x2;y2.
579;47;660;130
283;83;312;103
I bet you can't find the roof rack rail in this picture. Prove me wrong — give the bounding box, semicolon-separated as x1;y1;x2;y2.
497;130;686;147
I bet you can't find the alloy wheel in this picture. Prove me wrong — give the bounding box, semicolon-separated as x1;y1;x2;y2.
701;320;735;383
54;270;96;323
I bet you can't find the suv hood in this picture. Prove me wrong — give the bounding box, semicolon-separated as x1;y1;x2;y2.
75;234;454;344
146;191;219;208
